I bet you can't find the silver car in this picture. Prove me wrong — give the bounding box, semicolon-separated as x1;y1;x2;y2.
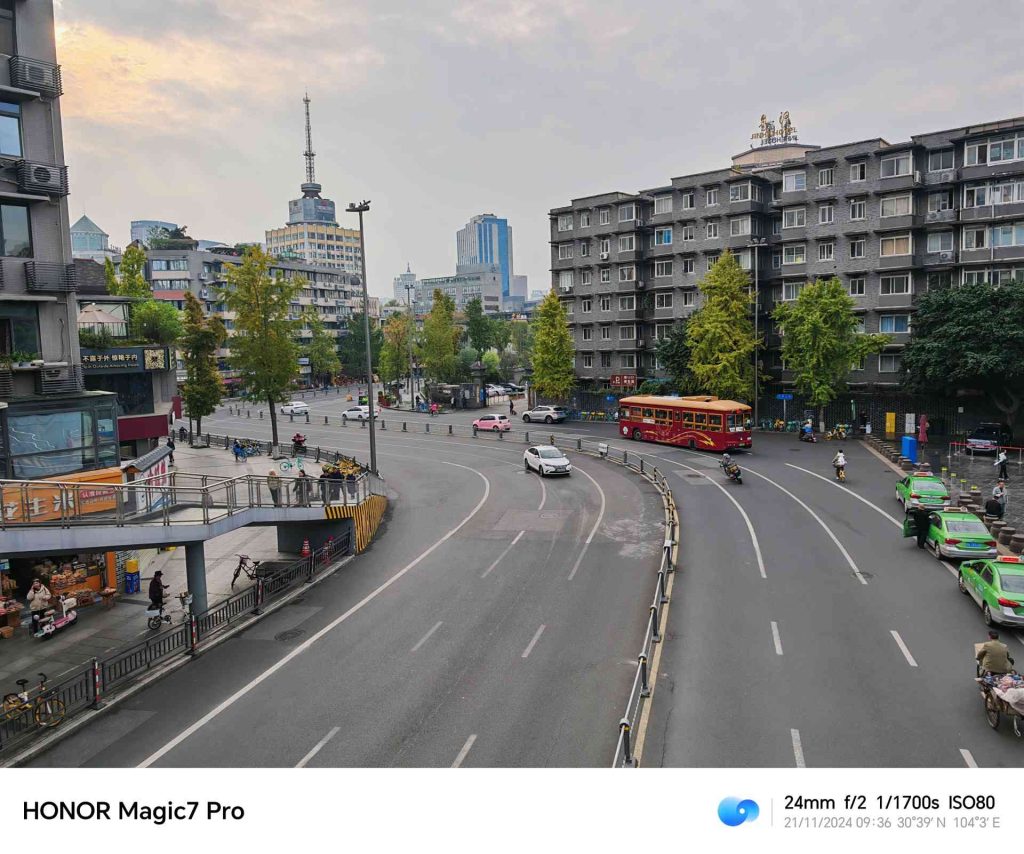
522;405;568;424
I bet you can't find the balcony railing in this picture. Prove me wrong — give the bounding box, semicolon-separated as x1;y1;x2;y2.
25;262;77;292
9;55;63;98
16;159;69;197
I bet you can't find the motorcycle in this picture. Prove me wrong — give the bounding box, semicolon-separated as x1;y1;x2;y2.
292;433;307;455
799;429;818;443
720;458;743;484
33;594;78;641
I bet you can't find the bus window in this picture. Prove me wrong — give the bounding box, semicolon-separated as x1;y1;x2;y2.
630;407;643;418
682;411;694;426
694;412;707;426
642;408;654;418
708;414;723;432
726;413;743;432
655;409;669;422
673;411;681;422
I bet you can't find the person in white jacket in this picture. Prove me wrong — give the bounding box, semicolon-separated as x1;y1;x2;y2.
994;449;1009;480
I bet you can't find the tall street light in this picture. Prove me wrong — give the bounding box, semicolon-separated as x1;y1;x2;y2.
347;200;377;475
747;237;769;430
404;281;416;407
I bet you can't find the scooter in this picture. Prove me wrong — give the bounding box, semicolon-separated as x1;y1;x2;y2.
292;433;307;455
146;591;193;630
34;594;78;641
799;429;818;443
835;464;847;483
720;459;743;485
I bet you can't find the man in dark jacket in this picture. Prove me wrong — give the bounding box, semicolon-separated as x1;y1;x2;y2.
909;506;932;549
148;571;168;609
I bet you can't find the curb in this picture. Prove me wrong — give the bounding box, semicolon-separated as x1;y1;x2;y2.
1;555;353;768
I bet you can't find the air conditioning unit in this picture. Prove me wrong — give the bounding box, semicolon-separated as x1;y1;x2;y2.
600;252;609;260
939;251;955;262
636;280;645;288
16;160;69;196
926;211;940;221
633;219;643;228
199;273;208;281
941;171;955;182
9;56;63;98
914;170;922;183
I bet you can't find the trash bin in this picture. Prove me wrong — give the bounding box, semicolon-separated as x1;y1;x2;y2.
901;435;918;464
124;572;141;594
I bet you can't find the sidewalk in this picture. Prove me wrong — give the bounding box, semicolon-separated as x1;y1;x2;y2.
0;443;295;689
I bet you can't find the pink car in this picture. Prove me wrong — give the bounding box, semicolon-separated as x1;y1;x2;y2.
473;413;511;432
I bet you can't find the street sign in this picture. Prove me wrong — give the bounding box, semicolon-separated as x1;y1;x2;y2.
609;374;637;388
776;393;793;401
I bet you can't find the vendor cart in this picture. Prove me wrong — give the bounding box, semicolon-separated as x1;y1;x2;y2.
975;644;1023;737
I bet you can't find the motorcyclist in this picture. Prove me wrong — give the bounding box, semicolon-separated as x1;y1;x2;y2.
292;432;307;452
832;450;847;475
976;630;1015;676
720;453;739;478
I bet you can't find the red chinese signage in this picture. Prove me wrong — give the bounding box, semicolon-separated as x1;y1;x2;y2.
609;374;637;388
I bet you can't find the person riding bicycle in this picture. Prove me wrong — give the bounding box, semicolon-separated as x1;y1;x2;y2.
832;450;847;474
148;571;168;611
232;439;244;461
976;630;1015;676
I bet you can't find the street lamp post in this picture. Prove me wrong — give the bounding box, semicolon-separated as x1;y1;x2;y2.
347;200;377;475
404;282;416;408
747;237;769;430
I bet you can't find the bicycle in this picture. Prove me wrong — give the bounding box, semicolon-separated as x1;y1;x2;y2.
231;554;262;588
2;672;66;728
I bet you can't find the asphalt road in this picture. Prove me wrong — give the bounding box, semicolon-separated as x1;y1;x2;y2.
27;401;664;767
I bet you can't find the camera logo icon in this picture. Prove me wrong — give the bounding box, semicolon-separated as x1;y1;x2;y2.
718;797;759;826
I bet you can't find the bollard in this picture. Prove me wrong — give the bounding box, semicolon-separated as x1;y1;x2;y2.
576;438;582;450
619;718;635;767
623;451;628;466
525;431;530;444
998;527;1016;546
381;420;386;430
990;521;1006;539
316;447;321;462
403;422;407;432
90;657;102;708
638;654;650;698
259;410;264;419
640;458;645;474
187;614;198;655
361;419;367;429
549;435;554;445
224;436;230;449
473;425;478;438
448;424;453;435
253;579;265;615
305;412;311;423
425;423;430;433
247;410;251;418
324;416;329;425
1009;534;1024;555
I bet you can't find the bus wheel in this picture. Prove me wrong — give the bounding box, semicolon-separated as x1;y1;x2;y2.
688;440;696;450
632;429;642;441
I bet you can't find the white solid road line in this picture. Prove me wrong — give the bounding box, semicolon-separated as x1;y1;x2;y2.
521;624;546;659
891;630;919;667
771;621;784;655
137;462;493;768
566;466;607;581
410;621;444;653
791;728;806;768
959;748;979;768
295;726;340;768
481;531;525;579
674;461;767;579
451;734;477;768
536;476;547;511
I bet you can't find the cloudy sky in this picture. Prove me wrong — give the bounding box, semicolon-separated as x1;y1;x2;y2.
55;0;1024;299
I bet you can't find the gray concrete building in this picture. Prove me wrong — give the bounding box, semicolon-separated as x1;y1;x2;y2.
416;265;503;315
549;114;1024;397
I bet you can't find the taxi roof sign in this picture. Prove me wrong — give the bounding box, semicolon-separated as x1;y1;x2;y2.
997;556;1021;563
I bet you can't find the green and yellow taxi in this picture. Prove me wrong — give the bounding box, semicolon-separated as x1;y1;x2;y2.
921;511;997;559
895;472;951;511
958;556;1024;628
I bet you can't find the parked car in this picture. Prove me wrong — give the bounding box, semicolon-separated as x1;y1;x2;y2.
958;556;1024;627
485;384;506;397
473;413;511;432
965;423;1012;455
895;473;951;511
522;405;568;424
523;445;572;477
280;401;309;415
504;384;524;394
921;511;997;560
341;404;376;421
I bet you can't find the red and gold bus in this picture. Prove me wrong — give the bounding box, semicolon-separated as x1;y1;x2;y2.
617;395;752;452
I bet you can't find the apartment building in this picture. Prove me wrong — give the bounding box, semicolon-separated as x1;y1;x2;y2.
549;114;1024;394
416;266;503;316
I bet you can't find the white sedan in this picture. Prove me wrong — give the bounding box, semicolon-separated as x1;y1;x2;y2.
524;445;572;477
280;401;309;415
341;404;376;421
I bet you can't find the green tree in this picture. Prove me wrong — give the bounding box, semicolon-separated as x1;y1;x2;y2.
131;299;182;345
509;321;532;367
492;319;512;353
530;291;575;399
218;246;300;446
686;251;756;401
498;347;518;381
379;312;412;387
105;245;150;299
339;313;384;381
901;279;1024;426
482;349;501;381
773;277;889;419
421;290;461;385
180;291;226;436
464;298;493;358
656;321;693;392
303;307;341;388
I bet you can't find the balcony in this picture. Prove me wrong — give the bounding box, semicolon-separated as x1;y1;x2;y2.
959;202;1024;223
874;172;923;192
877;253;919;270
25;262;76;292
961;160;1024;182
16;159;69;197
921;250;957;267
873;214;915;233
919;208;956;225
9;56;63;98
923;168;959;186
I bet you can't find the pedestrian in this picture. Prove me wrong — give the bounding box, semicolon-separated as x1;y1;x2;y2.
232;439;244;462
995;449;1009;480
509;399;516;416
909;505;931;549
993;480;1008;514
345;470;358;501
267;470;281;506
148;571;168;610
430;402;438;417
26;578;51;635
984;495;1004;521
296;469;311;506
166;436;175;465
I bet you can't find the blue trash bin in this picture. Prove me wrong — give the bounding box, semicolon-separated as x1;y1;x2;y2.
124;571;141;595
901;435;918;464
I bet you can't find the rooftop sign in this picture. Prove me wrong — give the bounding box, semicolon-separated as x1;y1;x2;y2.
750;111;798;147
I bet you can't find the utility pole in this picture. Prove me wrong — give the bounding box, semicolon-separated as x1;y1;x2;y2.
405;281;416;408
347;200;377;475
747;237;768;429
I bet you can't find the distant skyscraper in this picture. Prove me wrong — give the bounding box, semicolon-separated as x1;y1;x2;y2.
393;263;418;303
456;214;513;299
131;219;178;245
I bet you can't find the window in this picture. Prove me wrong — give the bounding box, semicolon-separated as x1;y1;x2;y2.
655;323;672;339
880;274;911;295
681;191;694;210
558;271;573;290
990;181;1024;204
928;192;952;212
846;198;865;221
681;291;695;307
655;292;673;309
618;235;635;252
619;324;635;340
850;356;865;371
847;277;865;296
928;149;954;171
619;203;636;222
850;162;867;182
654;260;673;277
654;195;672;214
782;207;805;229
681;224;694;241
0;101;22;157
557;214;573;232
963;227;988;249
581;270;592;285
818;242;834;262
783;244;805;265
582;326;593;341
600;325;611;340
880;234;911;256
849;238;866;259
620;354;636;369
706;188;719;206
963;185;987;208
681;258;694;274
0;302;40;357
880;153;912;178
600;238;611;255
772;218;781;235
706;253;720;271
989;137;1018;163
0;204;31;257
581;298;592;313
783;171;806;192
598;353;611;368
580;242;590;257
735;249;751;270
990;223;1024;247
582;354;593;368
852;316;865;334
965;141;987;166
729;183;750;202
818;204;834;224
879;353;902;373
600;268;611;283
817;167;834;188
926;232;953;253
619;296;635;311
618;266;635;282
705;221;719;239
771;251;782;269
599;208;611;225
963;269;990;285
880;194;912;217
579;210;591;227
730;216;750;236
782;281;804;301
879;314;910;333
927;271;952;289
599;295;611;311
557;243;573;259
654;227;672;245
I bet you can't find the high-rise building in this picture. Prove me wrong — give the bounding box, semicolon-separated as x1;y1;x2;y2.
265;94;362;273
393;263;418;304
456;214;513;300
131;219;178;246
71;214;118;262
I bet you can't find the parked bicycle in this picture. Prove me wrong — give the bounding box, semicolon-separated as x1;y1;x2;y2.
2;672;66;728
231;554;262;588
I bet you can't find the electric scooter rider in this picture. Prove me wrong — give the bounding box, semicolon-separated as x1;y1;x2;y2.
832;449;847;480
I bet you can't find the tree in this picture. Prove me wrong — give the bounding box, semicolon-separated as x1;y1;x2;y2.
218;246;300;446
482;349;501;381
303;307;341;388
901;279;1024;426
509;321;532;367
530;291;575;400
421;289;461;385
131;299;182;345
686;251;756;401
338;313;383;381
105;245;150;299
379;312;412;387
464;298;493;358
656;321;693;392
492;319;512;353
498;347;518;381
180;291;226;436
773;276;889;418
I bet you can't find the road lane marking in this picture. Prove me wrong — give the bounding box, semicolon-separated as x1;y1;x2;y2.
959;748;978;768
410;621;444;652
481;531;525;579
137;462;493;768
567;466;607;581
791;728;805;767
295;726;340;768
674;462;766;579
891;630;919;667
771;621;783;655
743;467;868;585
521;624;546;659
536;476;547;511
452;734;477;768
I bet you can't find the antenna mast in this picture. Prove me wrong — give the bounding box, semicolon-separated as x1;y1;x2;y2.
303;92;316;184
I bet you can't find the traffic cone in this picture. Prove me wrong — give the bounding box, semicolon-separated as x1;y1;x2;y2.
301;538;311;558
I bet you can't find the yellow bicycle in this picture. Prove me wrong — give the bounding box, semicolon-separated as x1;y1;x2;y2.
2;672;66;728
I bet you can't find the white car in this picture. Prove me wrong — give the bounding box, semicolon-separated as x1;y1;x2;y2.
485;384;505;397
280;401;309;415
524;445;572;477
341;404;375;421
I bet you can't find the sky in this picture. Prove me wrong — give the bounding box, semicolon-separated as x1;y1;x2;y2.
55;0;1024;300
